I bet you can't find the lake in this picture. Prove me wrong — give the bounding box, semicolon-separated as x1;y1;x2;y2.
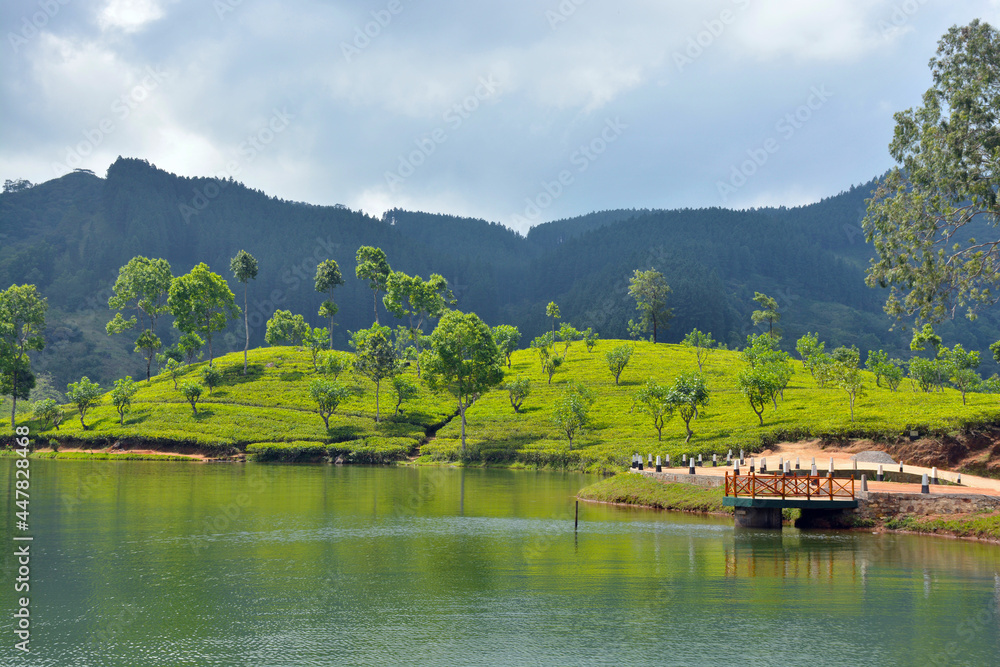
3;460;999;666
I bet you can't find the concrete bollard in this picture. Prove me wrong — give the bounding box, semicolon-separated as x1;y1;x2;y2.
861;474;868;492
761;457;767;473
829;458;835;477
632;454;638;469
655;455;662;473
697;454;703;467
778;457;783;472
749;457;755;474
957;473;962;485
740;449;745;465
877;464;884;482
921;474;929;494
795;457;800;470
734;459;740;475
783;460;790;476
712;453;718;467
726;450;732;464
638;455;643;470
811;462;818;477
648;454;653;466
665;454;671;468
688;458;695;475
899;462;904;473
931;467;938;485
682;454;687;463
852;458;858;479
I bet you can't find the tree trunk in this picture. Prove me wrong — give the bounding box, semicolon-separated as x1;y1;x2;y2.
243;283;249;373
146;349;152;382
373;293;379;324
459;400;466;454
684;423;693;443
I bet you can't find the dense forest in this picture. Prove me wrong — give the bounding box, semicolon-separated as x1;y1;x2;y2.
2;156;999;393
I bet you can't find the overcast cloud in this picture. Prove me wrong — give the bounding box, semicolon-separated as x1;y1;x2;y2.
3;0;999;233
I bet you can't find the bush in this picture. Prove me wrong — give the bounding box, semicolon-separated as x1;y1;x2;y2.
347;436;416;464
246;441;329;462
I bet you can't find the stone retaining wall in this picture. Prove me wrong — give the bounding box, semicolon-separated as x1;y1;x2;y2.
856;491;1000;519
635;469;724;488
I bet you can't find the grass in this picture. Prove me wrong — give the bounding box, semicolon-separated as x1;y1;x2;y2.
1;346;456;454
884;511;1000;541
422;340;1000;472
5;339;1000;472
0;450;195;461
577;473;730;513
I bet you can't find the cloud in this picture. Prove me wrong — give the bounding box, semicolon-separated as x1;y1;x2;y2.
97;0;164;33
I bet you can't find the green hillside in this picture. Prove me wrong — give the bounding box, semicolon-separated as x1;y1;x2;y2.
9;340;1000;472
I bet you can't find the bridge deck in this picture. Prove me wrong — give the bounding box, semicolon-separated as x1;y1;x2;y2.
724;472;856;509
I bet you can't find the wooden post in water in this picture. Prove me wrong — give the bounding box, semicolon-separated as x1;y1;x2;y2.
575;500;579;531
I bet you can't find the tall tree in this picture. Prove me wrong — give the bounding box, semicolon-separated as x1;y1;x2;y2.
628;268;672;343
552;381;595;450
384;271;454;377
420;310;504;455
351;323;399;422
667;371;710;443
546;301;561;334
106;256;173;381
168;263;240;367
355;246;391;324
230;250;258;374
0;284;47;428
633;380;673;441
750;292;780;338
315;259;346;348
681;329;716;371
491;324;521;368
863;20;1000;323
66;376;101;430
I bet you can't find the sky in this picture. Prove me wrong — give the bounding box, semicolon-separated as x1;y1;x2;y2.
2;0;999;234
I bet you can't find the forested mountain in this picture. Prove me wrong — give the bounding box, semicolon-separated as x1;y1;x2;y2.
3;156;999;392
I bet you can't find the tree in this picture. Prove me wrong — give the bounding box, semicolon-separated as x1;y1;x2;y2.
163;357;184;389
908;357;939;392
309;378;351;429
392;375;417;417
264;310;309;346
319;350;351;379
633;380;673;441
492;324;521;368
795;332;825;377
351;324;399;422
3;178;33;193
863;20;1000;323
0;284;47;428
355;246;391;324
178;332;204;365
542;354;564;385
202;366;222;395
384;271;454;376
606;344;633;385
531;332;555;371
557;322;580;357
315;259;346;348
943;343;981;404
179;382;202;415
668;372;710;443
750;292;780;338
583;327;599;353
32;398;63;431
682;329;716;371
628;268;672;343
546;301;561;334
304;326;329;371
552;381;595;450
168;263;240;367
865;349;890;387
830;362;865;422
420;310;504;455
736;366;780;426
230;250;259;373
504;376;531;413
106;257;173;381
67;377;101;430
111;376;138;426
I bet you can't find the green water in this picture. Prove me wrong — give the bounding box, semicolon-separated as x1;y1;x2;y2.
3;460;1000;666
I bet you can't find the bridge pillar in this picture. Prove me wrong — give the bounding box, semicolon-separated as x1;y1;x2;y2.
734;507;783;529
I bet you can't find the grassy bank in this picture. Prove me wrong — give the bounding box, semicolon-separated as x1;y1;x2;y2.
0;450;196;461
4;340;1000;471
883;512;1000;542
577;473;730;513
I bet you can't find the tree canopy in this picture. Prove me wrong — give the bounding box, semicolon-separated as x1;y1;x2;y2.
628;268;672;343
230;249;258;373
0;283;47;427
863;20;1000;323
168;263;240;366
106;256;173;381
